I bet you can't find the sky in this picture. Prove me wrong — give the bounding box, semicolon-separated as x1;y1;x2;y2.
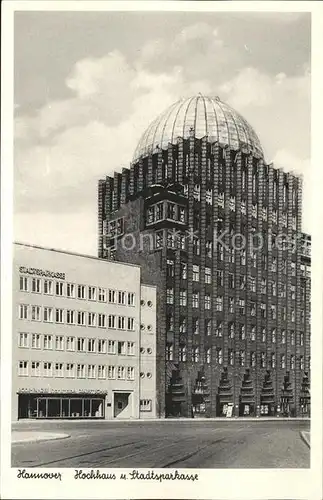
14;10;311;256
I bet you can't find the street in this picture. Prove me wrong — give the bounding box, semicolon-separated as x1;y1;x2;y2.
12;419;310;468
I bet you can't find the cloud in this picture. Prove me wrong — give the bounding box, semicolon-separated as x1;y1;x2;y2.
14;21;311;252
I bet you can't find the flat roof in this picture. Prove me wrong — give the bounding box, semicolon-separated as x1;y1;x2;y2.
13;241;141;270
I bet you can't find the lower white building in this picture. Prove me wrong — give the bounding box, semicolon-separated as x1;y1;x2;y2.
12;243;157;421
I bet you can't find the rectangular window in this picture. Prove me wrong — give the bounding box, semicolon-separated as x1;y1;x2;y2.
19;276;28;292
118;341;126;355
55;335;64;351
97;313;106;328
56;281;64;296
127;317;135;331
31;305;41;321
108;340;116;354
77;338;86;352
108;366;116;379
281;330;286;344
18;332;29;348
98;287;107;302
205;319;212;336
87;364;96;379
66;336;75;351
31;361;41;377
77;364;86;378
179;345;187;362
98;365;106;379
250;302;256;316
228;274;235;289
127;366;135;380
205;267;212;284
216;348;223;365
271;353;276;369
216;322;223;337
88;338;96;353
55;308;64;324
117;366;126;380
88;286;97;301
179;317;186;333
192;292;199;308
98;339;107;353
43;307;53;323
228;349;234;366
118;291;126;305
181;263;187;280
66;363;75;378
108;314;116;329
179;290;187;307
43;279;53;295
216;296;223;311
31;333;41;349
43;334;53;350
249;277;256;292
140;399;152;411
205;294;211;310
229;298;234;313
66;310;75;325
166;343;173;361
166;288;174;305
43;362;53;377
261;352;266;368
272;329;276;344
128;292;135;306
261;303;266;319
155;230;164;249
167;259;175;278
118;316;126;330
271;305;277;320
77;311;86;326
77;285;86;299
206;241;212;258
54;363;64;377
193;265;200;282
192;347;200;363
127;341;135;356
217;270;224;287
31;278;41;293
193;318;199;335
66;283;75;298
88;312;96;327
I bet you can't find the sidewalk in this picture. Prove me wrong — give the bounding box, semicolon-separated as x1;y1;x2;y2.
13;416;310;426
12;431;70;444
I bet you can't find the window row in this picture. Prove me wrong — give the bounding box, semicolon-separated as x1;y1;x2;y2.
18;333;136;355
18;305;136;330
168;318;305;345
172;345;306;369
19;277;136;306
17;361;136;380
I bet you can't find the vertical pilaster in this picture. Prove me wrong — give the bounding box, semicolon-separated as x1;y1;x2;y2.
98;180;105;258
211;143;220;416
255;158;264;412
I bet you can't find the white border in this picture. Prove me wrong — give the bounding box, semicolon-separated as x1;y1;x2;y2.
1;2;322;500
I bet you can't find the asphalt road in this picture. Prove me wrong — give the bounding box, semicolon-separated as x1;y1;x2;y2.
12;420;310;469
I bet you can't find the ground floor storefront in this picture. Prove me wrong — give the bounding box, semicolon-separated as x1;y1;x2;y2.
18;393;106;419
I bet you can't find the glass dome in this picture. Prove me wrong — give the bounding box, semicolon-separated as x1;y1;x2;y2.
133;94;263;161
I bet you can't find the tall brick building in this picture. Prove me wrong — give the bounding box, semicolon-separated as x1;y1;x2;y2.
98;94;311;418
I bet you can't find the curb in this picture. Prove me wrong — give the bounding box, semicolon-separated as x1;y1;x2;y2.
12;433;70;444
13;417;310;425
300;431;310;448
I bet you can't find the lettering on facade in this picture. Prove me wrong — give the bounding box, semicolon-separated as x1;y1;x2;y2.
19;266;65;280
18;388;107;395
